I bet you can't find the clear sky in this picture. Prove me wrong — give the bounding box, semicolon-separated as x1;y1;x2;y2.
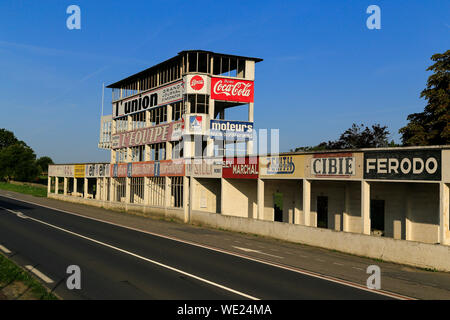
0;0;448;163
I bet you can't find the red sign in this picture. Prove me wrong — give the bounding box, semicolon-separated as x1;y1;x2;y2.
190;75;205;91
222;157;259;179
111;121;182;149
159;159;185;176
211;77;254;103
131;161;155;177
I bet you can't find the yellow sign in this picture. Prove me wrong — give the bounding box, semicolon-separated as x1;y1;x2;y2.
74;164;85;178
259;155;305;178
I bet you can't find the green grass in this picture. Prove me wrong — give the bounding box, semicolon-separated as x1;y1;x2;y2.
0;182;47;197
0;254;58;300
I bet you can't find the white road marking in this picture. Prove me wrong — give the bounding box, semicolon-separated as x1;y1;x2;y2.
316;258;325;262
232;246;284;259
0;194;415;300
352;267;364;271
25;265;54;284
0;206;28;219
0;245;11;254
3;209;258;300
333;262;344;266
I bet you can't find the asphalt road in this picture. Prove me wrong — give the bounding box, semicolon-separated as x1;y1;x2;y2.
0;195;394;300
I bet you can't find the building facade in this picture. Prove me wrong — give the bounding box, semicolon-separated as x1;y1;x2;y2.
48;50;450;248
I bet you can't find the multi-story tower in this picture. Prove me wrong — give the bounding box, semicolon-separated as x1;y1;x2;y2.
98;50;262;209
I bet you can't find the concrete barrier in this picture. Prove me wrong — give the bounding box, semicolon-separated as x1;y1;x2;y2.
48;193;450;272
190;210;450;272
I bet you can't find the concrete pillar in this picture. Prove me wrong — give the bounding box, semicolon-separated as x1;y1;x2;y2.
257;178;264;220
302;179;311;226
63;177;68;196
343;183;350;232
361;181;371;235
190;176;196;212
184;176;190;223
125;177;131;203
439;183;450;245
109;178;114;202
73;178;77;196
405;186;413;241
165;176;171;208
96;178;100;200
84;178;88;199
55;177;59;195
47;176;51;195
144;177;150;205
220;178;227;214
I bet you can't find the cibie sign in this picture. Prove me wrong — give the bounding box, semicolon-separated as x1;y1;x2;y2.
211;77;254;103
364;149;441;181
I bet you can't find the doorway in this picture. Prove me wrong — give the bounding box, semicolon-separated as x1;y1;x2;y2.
274;192;283;222
317;196;328;228
370;199;385;236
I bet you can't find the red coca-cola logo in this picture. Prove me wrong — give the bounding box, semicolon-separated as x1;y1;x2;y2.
211;77;254;103
190;75;204;91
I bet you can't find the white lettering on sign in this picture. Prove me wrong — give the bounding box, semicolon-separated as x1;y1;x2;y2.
213;80;252;98
366;157;438;175
232;164;258;175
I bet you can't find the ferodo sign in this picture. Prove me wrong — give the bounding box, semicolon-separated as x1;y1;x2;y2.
364;150;441;181
211;77;254;103
222;157;258;179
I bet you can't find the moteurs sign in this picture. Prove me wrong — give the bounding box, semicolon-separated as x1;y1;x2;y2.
211;77;254;103
210;120;253;140
364;150;441;181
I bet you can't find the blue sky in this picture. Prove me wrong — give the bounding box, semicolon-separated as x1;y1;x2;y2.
0;0;448;163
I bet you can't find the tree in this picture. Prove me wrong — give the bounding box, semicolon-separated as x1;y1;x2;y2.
0;128;19;150
399;50;450;146
291;123;391;152
0;142;40;182
36;156;54;174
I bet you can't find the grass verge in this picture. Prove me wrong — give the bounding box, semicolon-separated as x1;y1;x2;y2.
0;182;47;197
0;253;58;300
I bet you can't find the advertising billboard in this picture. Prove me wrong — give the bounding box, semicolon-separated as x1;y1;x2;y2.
111;121;182;149
113;80;184;119
186;158;222;178
222;157;259;179
210;77;254;103
85;164;110;178
184;74;210;95
364;149;441;181
305;152;363;179
210;120;254;140
259;155;305;178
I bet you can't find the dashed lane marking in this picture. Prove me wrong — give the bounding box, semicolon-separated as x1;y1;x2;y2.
25;265;54;284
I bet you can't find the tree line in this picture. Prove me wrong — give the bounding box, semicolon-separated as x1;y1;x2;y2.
0;129;53;182
292;50;449;152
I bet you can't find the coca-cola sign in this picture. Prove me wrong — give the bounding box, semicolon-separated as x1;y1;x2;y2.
211;77;254;103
